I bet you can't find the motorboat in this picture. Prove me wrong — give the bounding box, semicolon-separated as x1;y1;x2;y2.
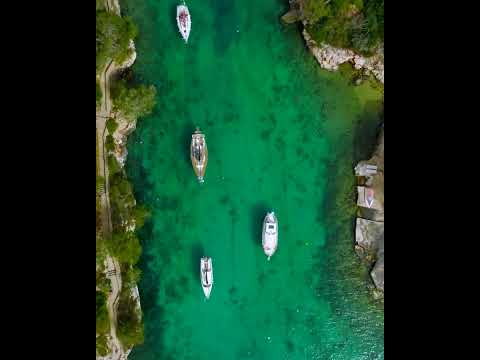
262;211;278;260
190;128;208;183
200;257;213;299
176;3;191;43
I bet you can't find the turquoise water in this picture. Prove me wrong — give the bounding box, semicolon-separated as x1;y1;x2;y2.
122;0;384;359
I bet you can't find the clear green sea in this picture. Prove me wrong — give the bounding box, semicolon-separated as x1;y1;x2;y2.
122;0;384;359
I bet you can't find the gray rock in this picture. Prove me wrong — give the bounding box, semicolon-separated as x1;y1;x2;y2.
302;30;384;84
371;233;384;291
355;218;384;253
371;254;384;292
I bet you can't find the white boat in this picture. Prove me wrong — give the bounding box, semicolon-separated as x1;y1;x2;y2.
262;212;278;260
200;257;213;299
365;188;374;208
176;3;191;43
190;128;208;183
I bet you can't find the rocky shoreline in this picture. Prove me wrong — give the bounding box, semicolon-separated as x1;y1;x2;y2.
281;1;384;84
302;30;384;84
97;0;142;359
281;1;384;299
354;126;384;299
110;39;138;167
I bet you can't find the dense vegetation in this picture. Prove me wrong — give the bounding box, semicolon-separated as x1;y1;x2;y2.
117;286;144;349
96;289;110;356
96;9;138;73
108;154;148;349
302;0;384;56
106;117;118;134
96;0;104;11
104;151;150;349
96;291;110;335
112;80;157;121
96;81;102;108
96;0;155;355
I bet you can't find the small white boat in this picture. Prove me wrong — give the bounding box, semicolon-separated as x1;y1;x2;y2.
176;3;191;43
200;257;213;299
262;212;278;260
190;128;208;183
365;188;374;208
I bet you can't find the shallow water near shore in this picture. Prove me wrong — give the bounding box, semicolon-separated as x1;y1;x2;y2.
122;0;384;359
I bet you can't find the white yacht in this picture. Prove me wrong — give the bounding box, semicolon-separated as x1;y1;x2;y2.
262;212;278;260
176;3;191;43
190;128;208;183
200;257;213;299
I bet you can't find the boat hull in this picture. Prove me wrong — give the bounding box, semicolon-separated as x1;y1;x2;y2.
262;212;278;260
200;257;213;299
190;129;208;183
176;5;191;43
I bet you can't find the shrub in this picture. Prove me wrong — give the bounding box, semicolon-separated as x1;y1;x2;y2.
106;231;142;265
96;334;109;356
96;81;102;107
96;11;138;73
96;291;110;335
112;80;156;121
105;135;116;152
117;288;144;349
106;118;118;134
303;0;383;55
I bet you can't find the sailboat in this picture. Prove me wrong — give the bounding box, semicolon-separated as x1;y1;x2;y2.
190;128;208;183
365;188;375;208
262;212;278;260
200;257;213;299
176;3;191;43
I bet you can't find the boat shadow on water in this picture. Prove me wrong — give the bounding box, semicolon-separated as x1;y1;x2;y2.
191;243;205;282
251;203;270;247
181;122;196;166
169;3;178;35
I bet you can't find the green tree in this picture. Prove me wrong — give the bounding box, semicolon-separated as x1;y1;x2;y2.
106;231;142;265
122;266;142;290
96;292;110;335
112;81;156;121
96;11;138;73
96;81;102;107
96;270;111;294
132;205;150;229
303;0;383;55
106;117;118;134
117;289;144;349
302;0;332;23
96;334;109;356
105;134;115;152
108;154;121;176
